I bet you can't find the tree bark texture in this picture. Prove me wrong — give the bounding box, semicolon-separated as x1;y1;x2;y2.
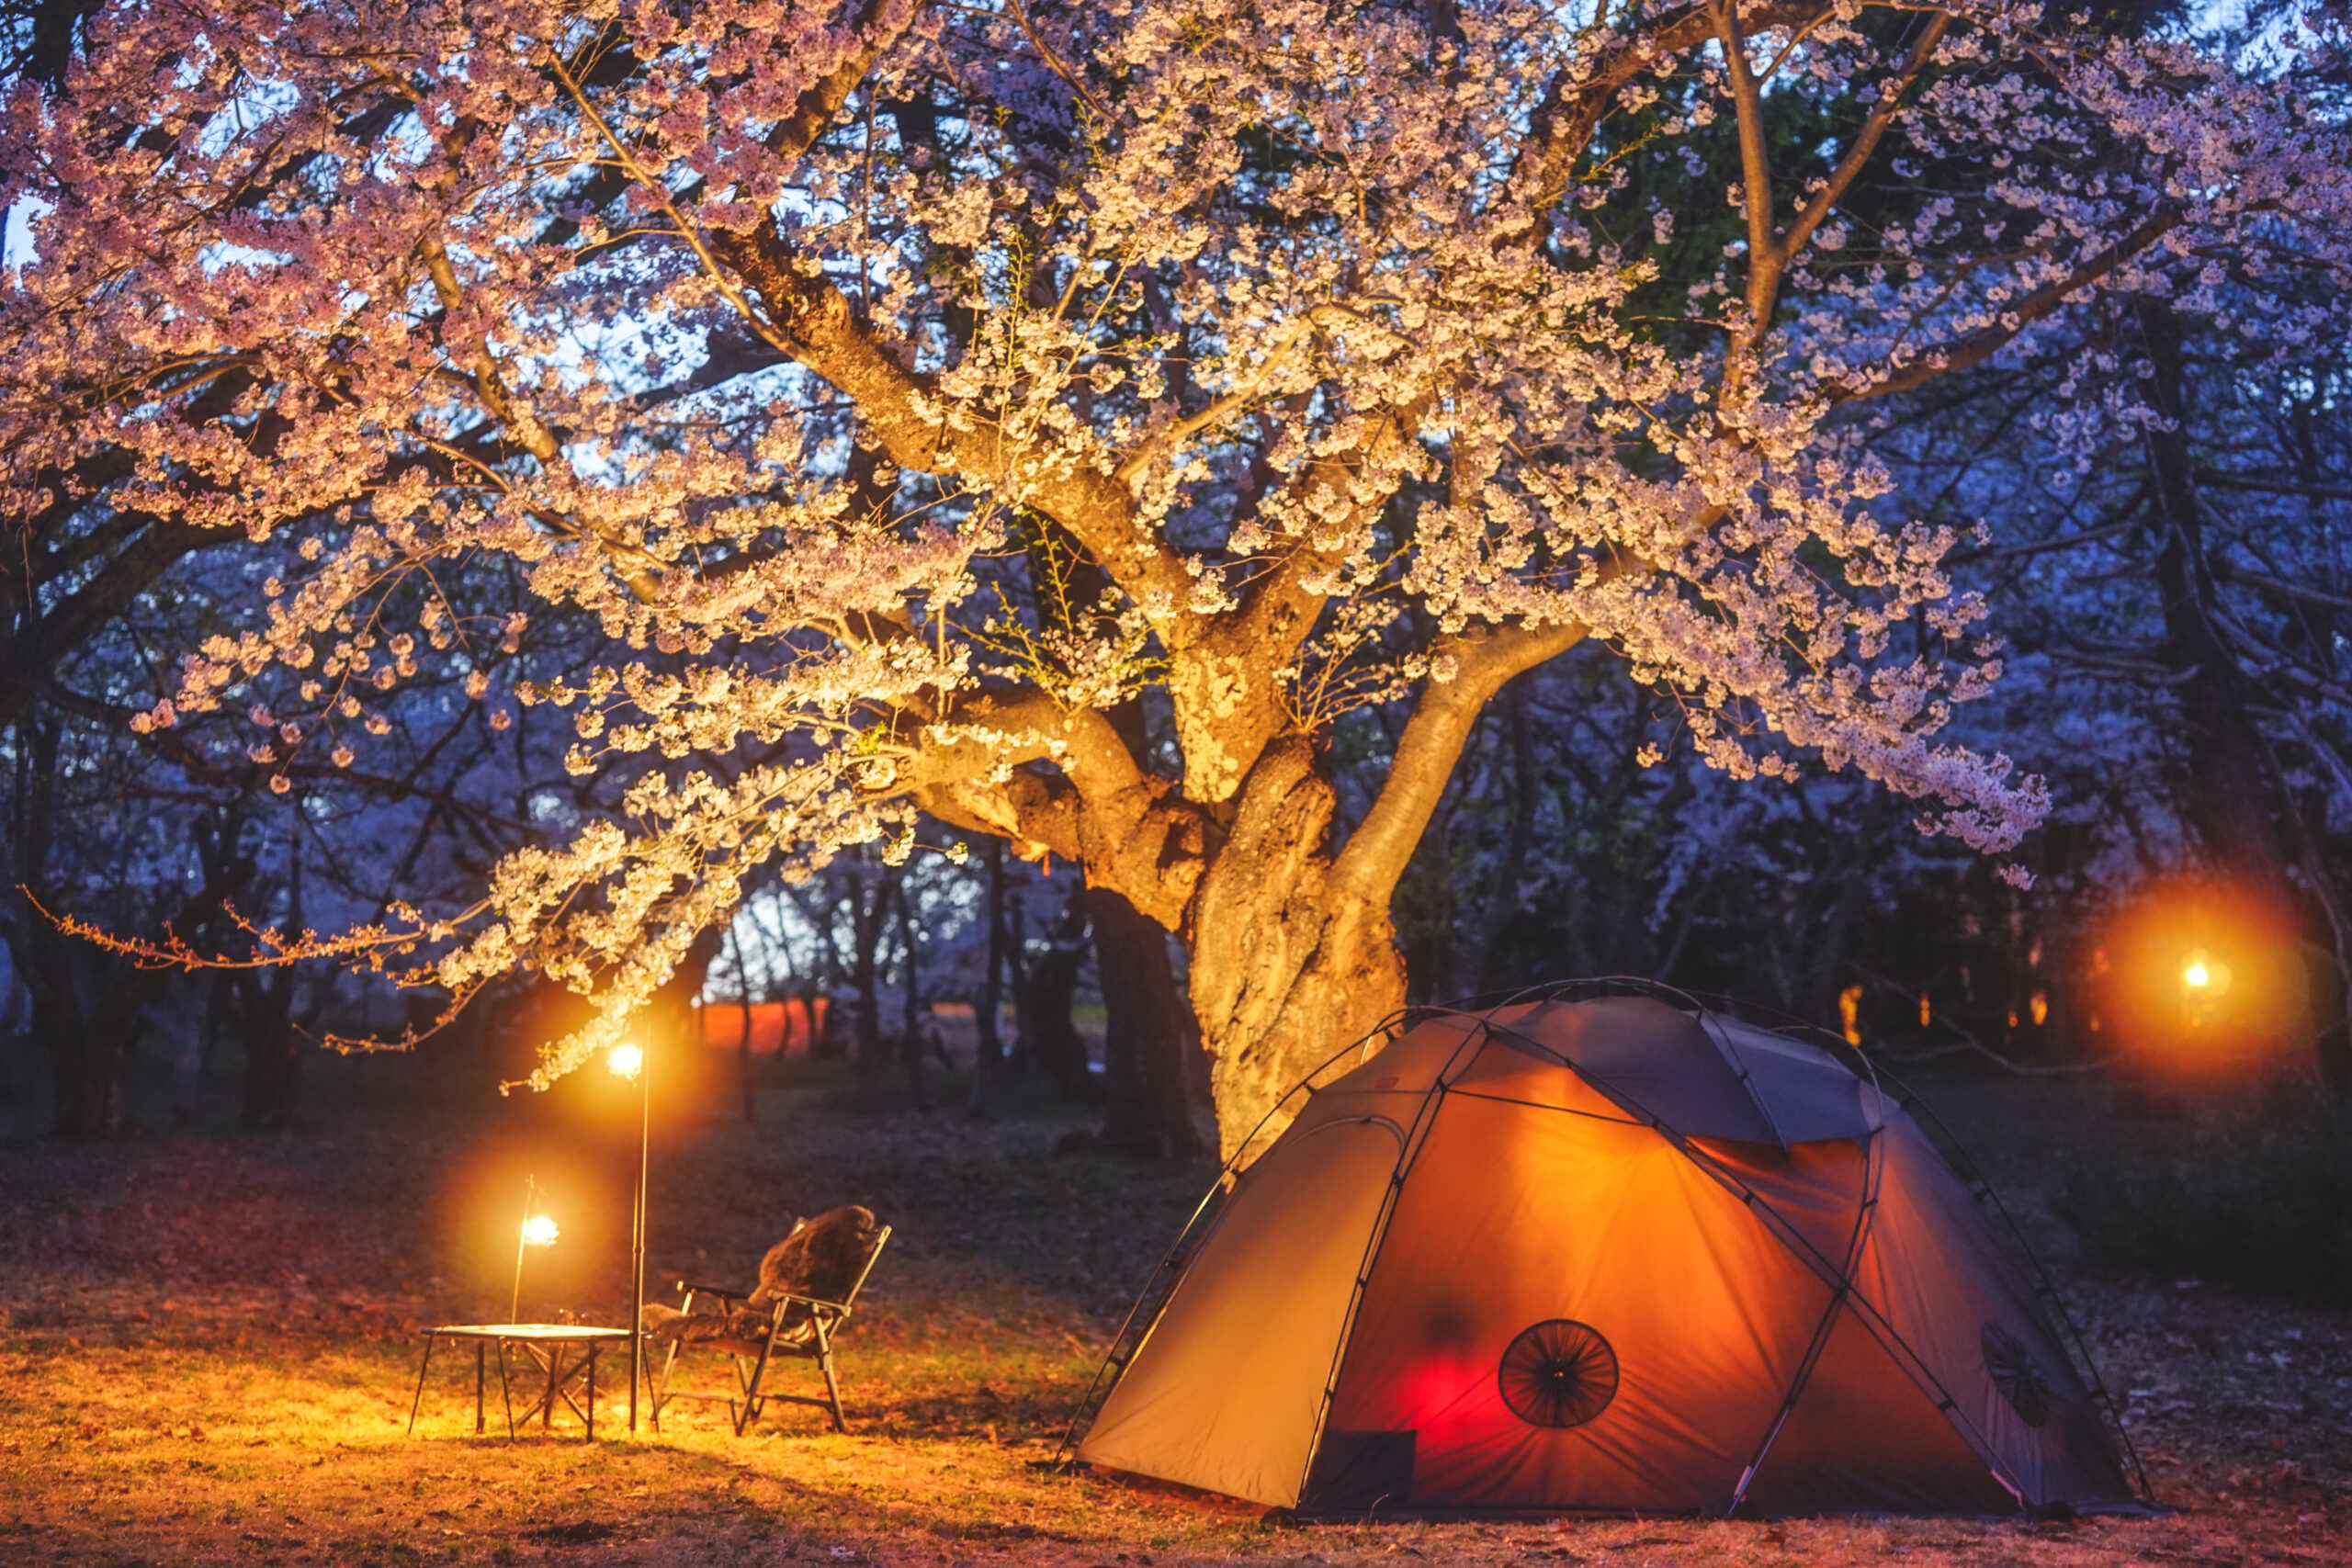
235;853;306;1131
235;967;302;1132
969;835;1006;1113
846;863;898;1108
1022;890;1098;1102
1186;739;1409;1164
895;879;928;1108
1089;886;1204;1161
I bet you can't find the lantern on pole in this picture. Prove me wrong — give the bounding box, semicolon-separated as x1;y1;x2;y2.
511;1175;558;1322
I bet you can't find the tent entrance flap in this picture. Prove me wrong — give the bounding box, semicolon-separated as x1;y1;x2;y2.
1076;1115;1404;1508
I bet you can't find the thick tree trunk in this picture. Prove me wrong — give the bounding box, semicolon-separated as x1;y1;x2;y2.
32;926;114;1136
32;851;254;1136
969;836;1006;1112
237;855;305;1131
846;863;898;1108
236;969;301;1131
895;880;928;1108
1023;890;1098;1101
1186;739;1408;1164
2143;306;2294;897
728;925;757;1123
1090;886;1204;1161
2140;300;2343;1086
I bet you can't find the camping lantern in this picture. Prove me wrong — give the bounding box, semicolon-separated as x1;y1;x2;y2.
510;1176;559;1321
607;1042;643;1078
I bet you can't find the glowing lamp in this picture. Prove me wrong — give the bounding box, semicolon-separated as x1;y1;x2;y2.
2093;876;2303;1063
607;1042;644;1078
2180;949;2232;997
510;1175;558;1322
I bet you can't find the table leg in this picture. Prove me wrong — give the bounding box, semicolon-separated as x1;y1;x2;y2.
475;1342;486;1435
498;1341;517;1439
542;1343;559;1432
587;1343;597;1442
407;1336;435;1436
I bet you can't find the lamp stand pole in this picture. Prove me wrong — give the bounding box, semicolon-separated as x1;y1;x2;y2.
511;1174;537;1323
629;1045;649;1432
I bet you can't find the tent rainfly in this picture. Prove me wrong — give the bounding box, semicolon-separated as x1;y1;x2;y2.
1075;993;2149;1518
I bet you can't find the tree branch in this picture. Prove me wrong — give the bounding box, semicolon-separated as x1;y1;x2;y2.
1510;1;1826;223
1830;207;2187;403
1713;0;1781;330
1781;11;1949;265
1330;618;1594;901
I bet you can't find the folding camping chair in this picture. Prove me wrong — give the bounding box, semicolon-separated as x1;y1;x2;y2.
647;1222;890;1435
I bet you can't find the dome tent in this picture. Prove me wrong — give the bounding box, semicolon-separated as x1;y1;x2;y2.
1071;986;2150;1519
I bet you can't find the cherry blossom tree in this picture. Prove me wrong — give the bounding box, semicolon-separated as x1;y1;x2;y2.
5;0;2346;1159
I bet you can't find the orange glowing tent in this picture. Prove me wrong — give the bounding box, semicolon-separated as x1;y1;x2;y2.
1072;987;2149;1519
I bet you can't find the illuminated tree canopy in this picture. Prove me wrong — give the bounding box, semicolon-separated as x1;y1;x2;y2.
5;0;2345;1156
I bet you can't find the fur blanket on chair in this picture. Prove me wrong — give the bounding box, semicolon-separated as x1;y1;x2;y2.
639;1205;880;1353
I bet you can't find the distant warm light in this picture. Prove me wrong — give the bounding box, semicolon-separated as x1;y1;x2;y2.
1917;991;1931;1030
2093;876;2302;1064
2177;948;2232;1003
1838;984;1863;1047
2029;990;2049;1027
607;1042;644;1078
521;1214;560;1247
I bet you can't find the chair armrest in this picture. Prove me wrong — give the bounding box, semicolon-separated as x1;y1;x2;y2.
676;1280;748;1303
767;1292;853;1317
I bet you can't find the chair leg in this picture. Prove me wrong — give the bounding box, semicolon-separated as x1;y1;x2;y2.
496;1341;517;1440
735;1335;777;1437
649;1336;679;1432
813;1321;846;1434
407;1336;435;1436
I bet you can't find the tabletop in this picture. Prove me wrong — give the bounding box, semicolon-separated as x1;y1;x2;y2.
419;1324;635;1342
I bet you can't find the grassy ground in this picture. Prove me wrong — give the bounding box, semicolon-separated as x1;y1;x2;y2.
2;1040;2349;1568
